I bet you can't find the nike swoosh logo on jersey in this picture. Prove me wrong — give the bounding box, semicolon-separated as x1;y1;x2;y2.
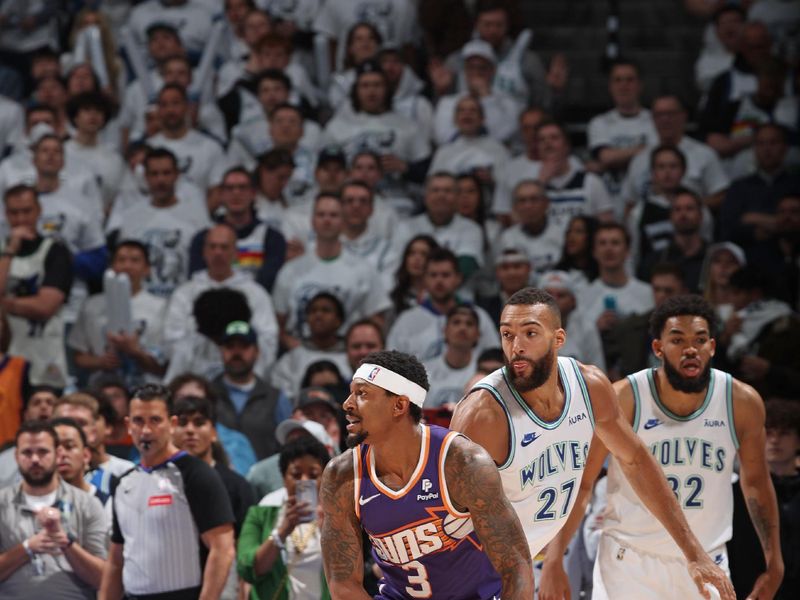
359;493;381;506
643;418;662;430
521;432;540;447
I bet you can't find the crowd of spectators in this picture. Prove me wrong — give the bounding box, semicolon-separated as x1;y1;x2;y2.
0;0;798;599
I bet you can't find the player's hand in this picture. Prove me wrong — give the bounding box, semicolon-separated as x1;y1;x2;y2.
538;558;571;600
596;310;618;332
687;555;735;600
746;570;782;600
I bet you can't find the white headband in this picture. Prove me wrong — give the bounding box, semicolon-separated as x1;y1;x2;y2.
352;363;427;408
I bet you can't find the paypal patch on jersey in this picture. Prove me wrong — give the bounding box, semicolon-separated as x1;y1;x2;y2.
354;425;502;600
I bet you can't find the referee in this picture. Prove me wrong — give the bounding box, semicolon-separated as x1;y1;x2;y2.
99;384;235;600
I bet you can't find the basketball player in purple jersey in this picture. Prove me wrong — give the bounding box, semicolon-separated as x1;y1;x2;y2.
320;350;534;599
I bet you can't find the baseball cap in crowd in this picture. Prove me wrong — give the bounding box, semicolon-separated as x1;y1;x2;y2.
706;242;747;267
295;387;341;415
28;122;56;148
538;270;576;296
495;248;530;266
146;22;180;38
317;145;347;168
461;39;496;64
221;321;257;345
275;418;334;454
355;59;383;77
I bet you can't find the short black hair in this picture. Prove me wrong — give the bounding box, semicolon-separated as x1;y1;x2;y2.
477;347;504;365
648;294;718;339
301;360;344;389
131;383;173;412
144;147;179;170
306;291;346;323
765;399;800;438
66;91;114;126
345;318;385;347
157;82;188;102
672;186;703;209
193;288;252;341
607;57;641;77
51;416;89;448
96;394;117;426
256;68;292;91
595;221;631;248
446;304;479;326
111;239;151;265
3;183;38;206
268;102;303;121
15;420;58;447
222;166;254;186
425;247;459;274
713;3;746;23
505;287;562;328
728;265;769;294
279;436;330;476
171;395;216;423
649;262;685;283
650;144;686;171
359;350;429;423
257;147;295;170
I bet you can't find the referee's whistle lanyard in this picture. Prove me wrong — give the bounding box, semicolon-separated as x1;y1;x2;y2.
138;450;189;473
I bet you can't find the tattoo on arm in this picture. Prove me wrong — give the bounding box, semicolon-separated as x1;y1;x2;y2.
319;455;365;586
445;437;534;597
746;496;774;551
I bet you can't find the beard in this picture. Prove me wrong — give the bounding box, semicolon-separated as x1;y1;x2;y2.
346;431;369;448
505;345;556;392
21;464;56;487
663;356;712;393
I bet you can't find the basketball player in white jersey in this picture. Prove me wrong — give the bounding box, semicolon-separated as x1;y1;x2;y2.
450;288;735;599
538;294;783;599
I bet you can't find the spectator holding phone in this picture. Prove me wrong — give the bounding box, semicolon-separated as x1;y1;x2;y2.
237;437;331;600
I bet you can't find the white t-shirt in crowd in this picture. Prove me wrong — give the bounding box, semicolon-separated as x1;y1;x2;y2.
68;287;167;382
0;96;22;158
270;343;350;399
587;108;658;156
576;277;655;330
622;136;730;207
558;307;607;372
429;135;511;179
387;300;499;362
128;0;215;57
64;139;126;207
434;92;523;145
147;130;229;191
394;213;485;268
313;0;418;70
164;270;279;371
321;109;430;164
107;199;211;297
422;353;478;408
272;250;392;339
494;220;563;274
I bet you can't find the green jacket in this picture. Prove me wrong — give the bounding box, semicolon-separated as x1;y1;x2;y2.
237;504;330;600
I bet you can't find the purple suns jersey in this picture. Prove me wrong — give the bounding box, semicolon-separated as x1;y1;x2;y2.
354;424;502;600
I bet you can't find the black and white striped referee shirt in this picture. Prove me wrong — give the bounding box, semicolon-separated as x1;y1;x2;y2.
111;451;234;596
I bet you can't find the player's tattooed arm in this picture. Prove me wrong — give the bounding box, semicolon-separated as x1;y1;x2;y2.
319;452;372;600
445;435;534;598
734;380;784;598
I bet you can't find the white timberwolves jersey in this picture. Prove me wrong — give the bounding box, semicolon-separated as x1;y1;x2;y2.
470;357;595;557
603;368;738;557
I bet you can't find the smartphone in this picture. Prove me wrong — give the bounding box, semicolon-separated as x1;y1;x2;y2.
295;480;318;523
603;295;618;312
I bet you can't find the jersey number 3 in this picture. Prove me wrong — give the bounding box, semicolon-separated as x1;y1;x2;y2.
402;561;432;598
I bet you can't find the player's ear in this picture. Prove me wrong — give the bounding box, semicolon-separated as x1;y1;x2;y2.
393;395;411;419
553;327;566;349
651;338;663;360
708;337;716;357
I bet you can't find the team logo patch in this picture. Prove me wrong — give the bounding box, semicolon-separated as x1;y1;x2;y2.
148;494;173;507
368;367;381;381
